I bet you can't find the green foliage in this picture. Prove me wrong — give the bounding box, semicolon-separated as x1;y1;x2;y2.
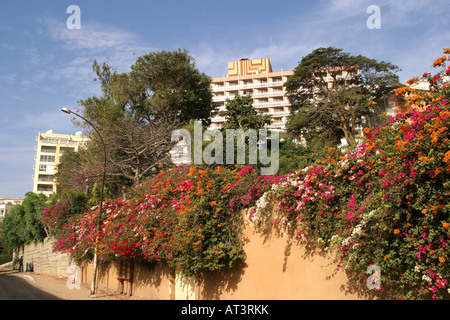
0;253;12;265
0;205;26;252
21;192;51;243
219;94;272;131
87;183;109;208
277;136;310;174
130;49;215;125
285;46;401;147
253;49;450;299
62;49;215;194
0;192;52;252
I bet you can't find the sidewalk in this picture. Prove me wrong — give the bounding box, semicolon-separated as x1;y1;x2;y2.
4;268;132;300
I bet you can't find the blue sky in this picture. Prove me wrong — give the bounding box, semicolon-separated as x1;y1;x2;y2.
0;0;449;198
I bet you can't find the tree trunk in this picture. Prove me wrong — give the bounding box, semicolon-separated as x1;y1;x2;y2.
342;125;356;147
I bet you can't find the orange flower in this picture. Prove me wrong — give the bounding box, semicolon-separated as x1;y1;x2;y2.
439;257;446;263
443;151;450;163
186;166;196;177
407;77;419;85
433;56;447;68
395;86;413;96
443;222;450;229
394;229;400;235
422;208;428;214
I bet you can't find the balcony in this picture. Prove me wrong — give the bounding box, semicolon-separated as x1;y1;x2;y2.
37;186;53;193
212;79;287;92
38;176;54;183
254;101;291;108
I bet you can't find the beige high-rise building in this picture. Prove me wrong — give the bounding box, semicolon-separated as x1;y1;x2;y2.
32;130;88;196
209;58;294;131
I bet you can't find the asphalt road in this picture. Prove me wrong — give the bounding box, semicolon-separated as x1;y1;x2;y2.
0;270;61;300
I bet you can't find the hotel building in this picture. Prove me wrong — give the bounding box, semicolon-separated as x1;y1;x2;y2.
209;58;293;131
32;130;88;196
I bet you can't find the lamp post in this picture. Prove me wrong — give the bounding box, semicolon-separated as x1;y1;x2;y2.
61;107;106;297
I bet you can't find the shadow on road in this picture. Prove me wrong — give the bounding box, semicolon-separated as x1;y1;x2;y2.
0;268;62;300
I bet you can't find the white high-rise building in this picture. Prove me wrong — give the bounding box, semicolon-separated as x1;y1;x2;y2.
32;130;88;196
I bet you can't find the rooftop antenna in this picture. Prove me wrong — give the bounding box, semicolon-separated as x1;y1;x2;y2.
270;35;272;61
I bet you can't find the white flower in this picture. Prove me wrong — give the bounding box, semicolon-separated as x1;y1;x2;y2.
422;275;432;283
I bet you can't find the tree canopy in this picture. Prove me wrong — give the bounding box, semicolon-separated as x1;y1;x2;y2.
218;94;272;130
285;47;401;147
0;192;52;252
58;49;216;196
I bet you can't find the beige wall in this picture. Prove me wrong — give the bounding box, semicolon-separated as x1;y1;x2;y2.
197;213;374;300
23;212;382;300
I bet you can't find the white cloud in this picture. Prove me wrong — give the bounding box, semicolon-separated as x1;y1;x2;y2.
4;16;156;101
39;16;154;73
5;110;76;135
1;43;15;50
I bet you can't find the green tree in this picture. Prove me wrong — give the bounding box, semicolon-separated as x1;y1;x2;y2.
218;94;273;169
0;205;26;253
0;192;52;252
81;48;215;126
219;94;272;130
285;47;401;147
21;192;49;244
59;49;215;194
277;134;311;174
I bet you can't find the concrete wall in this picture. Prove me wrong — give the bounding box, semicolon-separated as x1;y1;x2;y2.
22;211;380;299
21;237;73;277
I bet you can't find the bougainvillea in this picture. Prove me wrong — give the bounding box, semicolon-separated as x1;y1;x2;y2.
42;48;450;299
43;164;277;276
253;48;450;300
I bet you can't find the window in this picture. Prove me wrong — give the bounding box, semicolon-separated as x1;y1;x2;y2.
41;147;56;153
37;186;53;192
40;155;56;163
39;165;54;173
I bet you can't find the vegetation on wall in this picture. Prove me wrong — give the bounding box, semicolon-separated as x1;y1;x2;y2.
42;48;450;299
2;47;449;300
252;48;450;299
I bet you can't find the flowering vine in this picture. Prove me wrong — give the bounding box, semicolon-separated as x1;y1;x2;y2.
42;48;450;299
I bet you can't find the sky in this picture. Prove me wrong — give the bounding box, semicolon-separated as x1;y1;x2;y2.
0;0;449;198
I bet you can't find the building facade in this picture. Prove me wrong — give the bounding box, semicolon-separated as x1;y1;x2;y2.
32;130;88;197
0;198;24;220
209;58;293;131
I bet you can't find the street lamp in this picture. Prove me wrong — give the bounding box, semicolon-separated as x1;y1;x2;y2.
61;107;106;297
